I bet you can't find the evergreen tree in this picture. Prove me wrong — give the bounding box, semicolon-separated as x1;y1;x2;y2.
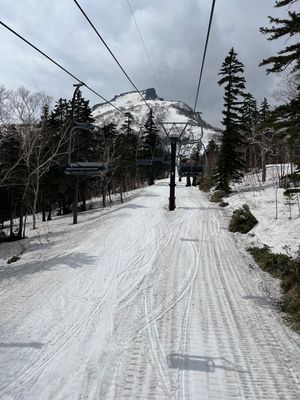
241;92;258;169
260;0;300;168
45;98;73;215
71;90;96;162
241;93;258;131
118;112;138;176
120;112;135;136
49;98;70;128
259;98;271;122
140;108;163;185
256;98;277;181
215;48;246;193
260;0;300;73
0;126;23;239
271;92;300;167
141;109;161;156
205;139;218;175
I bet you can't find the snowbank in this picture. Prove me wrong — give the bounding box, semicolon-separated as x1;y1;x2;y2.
224;165;300;258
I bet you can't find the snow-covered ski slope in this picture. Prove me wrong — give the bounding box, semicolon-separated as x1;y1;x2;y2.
92;89;220;147
0;181;300;400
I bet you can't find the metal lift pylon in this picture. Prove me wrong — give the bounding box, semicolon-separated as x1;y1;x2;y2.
159;122;189;211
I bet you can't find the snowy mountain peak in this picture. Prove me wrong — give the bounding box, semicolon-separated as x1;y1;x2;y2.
92;88;221;146
92;88;162;112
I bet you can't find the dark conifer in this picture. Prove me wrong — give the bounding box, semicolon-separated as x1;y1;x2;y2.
240;93;258;169
141;108;165;185
141;109;161;155
260;0;300;168
215;48;246;193
205;139;218;175
260;0;300;73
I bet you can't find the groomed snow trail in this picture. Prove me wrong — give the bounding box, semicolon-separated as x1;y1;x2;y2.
0;180;300;399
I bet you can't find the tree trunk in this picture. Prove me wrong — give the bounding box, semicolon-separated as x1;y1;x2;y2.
62;197;68;215
9;189;14;238
23;213;27;238
32;167;41;230
108;188;112;204
81;183;87;212
47;207;52;221
102;185;107;208
42;189;46;222
120;180;124;204
17;213;23;239
261;148;266;183
73;178;79;225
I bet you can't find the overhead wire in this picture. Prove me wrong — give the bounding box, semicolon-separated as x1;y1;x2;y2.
73;0;155;115
0;20;145;128
2;0;217;135
193;0;216;112
126;0;163;97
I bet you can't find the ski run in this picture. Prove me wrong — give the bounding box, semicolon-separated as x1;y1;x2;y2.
0;179;300;400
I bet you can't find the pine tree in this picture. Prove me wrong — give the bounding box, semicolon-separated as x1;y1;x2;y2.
49;98;70;127
139;108;163;185
114;114;138;200
260;0;300;168
205;139;218;175
260;0;300;73
272;92;300;168
71;90;96;162
257;98;276;181
215;48;246;193
241;93;258;131
240;92;258;169
120;112;134;136
141;109;161;154
259;98;270;122
0;126;23;238
119;112;138;172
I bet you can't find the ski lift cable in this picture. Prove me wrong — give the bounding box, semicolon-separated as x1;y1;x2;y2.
125;0;163;97
0;20;145;129
73;0;156;116
193;0;216;112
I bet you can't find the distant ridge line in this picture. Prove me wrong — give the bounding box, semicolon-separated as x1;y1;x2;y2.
92;88;164;111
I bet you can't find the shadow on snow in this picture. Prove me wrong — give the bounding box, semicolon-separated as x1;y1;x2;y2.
0;252;98;281
167;353;249;374
0;342;44;349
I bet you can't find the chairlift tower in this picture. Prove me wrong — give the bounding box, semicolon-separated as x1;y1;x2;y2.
160;122;189;211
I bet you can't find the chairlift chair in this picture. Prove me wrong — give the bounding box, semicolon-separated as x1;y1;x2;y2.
65;161;106;176
65;125;108;176
136;143;154;166
154;139;171;166
179;164;204;177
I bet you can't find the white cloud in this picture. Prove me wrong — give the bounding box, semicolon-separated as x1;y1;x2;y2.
0;0;287;126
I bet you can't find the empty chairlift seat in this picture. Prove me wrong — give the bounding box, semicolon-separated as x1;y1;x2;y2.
65;162;106;176
179;164;204;177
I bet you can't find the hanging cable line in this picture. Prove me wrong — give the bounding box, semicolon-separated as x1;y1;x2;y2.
73;0;154;114
193;0;216;112
0;20;145;127
126;0;163;97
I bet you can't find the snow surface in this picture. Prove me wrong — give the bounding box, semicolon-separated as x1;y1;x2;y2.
223;164;300;258
0;180;300;399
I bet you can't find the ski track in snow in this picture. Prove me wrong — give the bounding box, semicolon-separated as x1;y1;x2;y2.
0;180;300;399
